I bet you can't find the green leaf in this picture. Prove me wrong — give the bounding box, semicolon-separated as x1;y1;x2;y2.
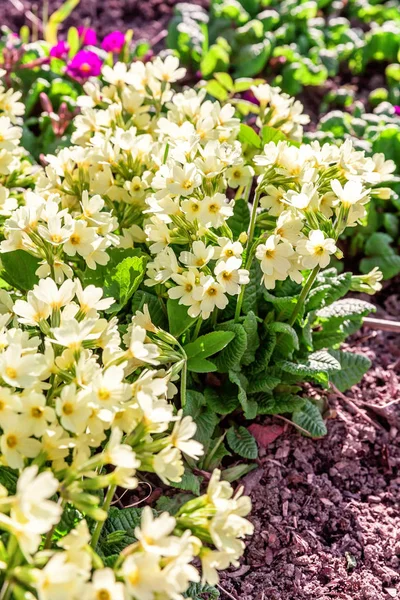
184;331;235;359
241;311;260;365
221;463;257;482
99;506;142;558
280;350;341;386
228;370;257;419
186;357;217;373
170;469;202;495
248;329;276;374
227;199;250;240
269;322;299;354
257;393;305;415
214;323;247;372
83;248;147;313
233;40;271;78
261;125;287;145
247;371;281;393
45;0;81;44
213;72;234;91
206;80;229;102
185;583;220;600
292;399;327;438
204;387;239;415
54;504;83;540
226;426;258;459
360;255;400;280
329;350;371;392
1;250;39;292
183;391;218;448
0;467;18;495
242;260;261;315
316;299;375;323
238;123;261;149
167;299;196;337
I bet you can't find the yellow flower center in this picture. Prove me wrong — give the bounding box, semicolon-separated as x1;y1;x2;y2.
6;434;17;448
315;245;325;255
97;590;111;600
264;250;275;259
208;203;219;213
70;234;81;245
0;401;4;411
62;402;74;415
50;234;62;243
5;366;16;379
98;388;111;401
182;180;193;190
31;407;44;419
207;286;217;296
185;283;193;292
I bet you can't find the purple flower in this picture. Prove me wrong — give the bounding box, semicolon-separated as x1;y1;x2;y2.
50;40;69;59
77;26;97;46
394;105;400;116
101;31;125;53
66;50;102;79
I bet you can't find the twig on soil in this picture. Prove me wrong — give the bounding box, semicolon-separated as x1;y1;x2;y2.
274;414;316;437
363;317;400;333
7;0;42;30
217;584;239;600
331;385;387;432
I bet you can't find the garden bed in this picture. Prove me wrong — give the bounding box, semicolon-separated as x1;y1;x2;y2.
219;291;400;600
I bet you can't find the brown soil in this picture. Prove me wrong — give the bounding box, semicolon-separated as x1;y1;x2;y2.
2;0;208;46
219;289;400;600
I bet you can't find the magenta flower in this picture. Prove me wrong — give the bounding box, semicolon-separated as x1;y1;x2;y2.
77;26;97;46
66;50;102;79
394;105;400;116
50;40;69;59
101;31;125;53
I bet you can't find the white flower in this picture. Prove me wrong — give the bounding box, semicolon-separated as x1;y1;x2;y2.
255;235;294;276
104;427;140;468
180;241;214;268
35;553;86;600
198;193;233;228
33;278;76;311
214;257;249;295
0;416;41;468
56;384;92;434
150;55;186;83
122;553;163;600
170;414;204;459
125;325;159;365
331;179;369;208
82;568;125;600
63;220;96;257
135;506;179;555
167;163;202;197
192;275;229;319
0;344;47;388
297;229;337;269
153;446;184;484
169;269;201;306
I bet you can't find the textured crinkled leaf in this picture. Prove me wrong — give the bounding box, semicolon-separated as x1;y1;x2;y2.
292;399;327;438
247;371;281;393
264;291;300;321
226;426;258;459
329;350;371;392
316;299;375;322
248;329;276;374
204;387;239;415
241;311;259;365
257;393;305;415
214;323;247;372
279;350;341;386
185;583;220;600
269;322;299;355
307;272;352;312
228;370;257;419
1;250;39;292
170;469;202;495
0;467;18;495
242;260;262;315
312;329;347;351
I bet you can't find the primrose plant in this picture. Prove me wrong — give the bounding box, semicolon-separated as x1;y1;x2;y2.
0;58;258;600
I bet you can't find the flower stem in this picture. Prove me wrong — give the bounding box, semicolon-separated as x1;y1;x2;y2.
288;266;320;327
191;318;202;341
90;484;116;550
180;360;187;408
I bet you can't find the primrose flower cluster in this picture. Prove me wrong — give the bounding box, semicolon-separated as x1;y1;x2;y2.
0;276;253;597
23;57;392;320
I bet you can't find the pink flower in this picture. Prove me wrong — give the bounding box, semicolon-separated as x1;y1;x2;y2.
394;105;400;116
50;40;69;59
101;31;125;53
77;26;97;46
66;50;102;79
